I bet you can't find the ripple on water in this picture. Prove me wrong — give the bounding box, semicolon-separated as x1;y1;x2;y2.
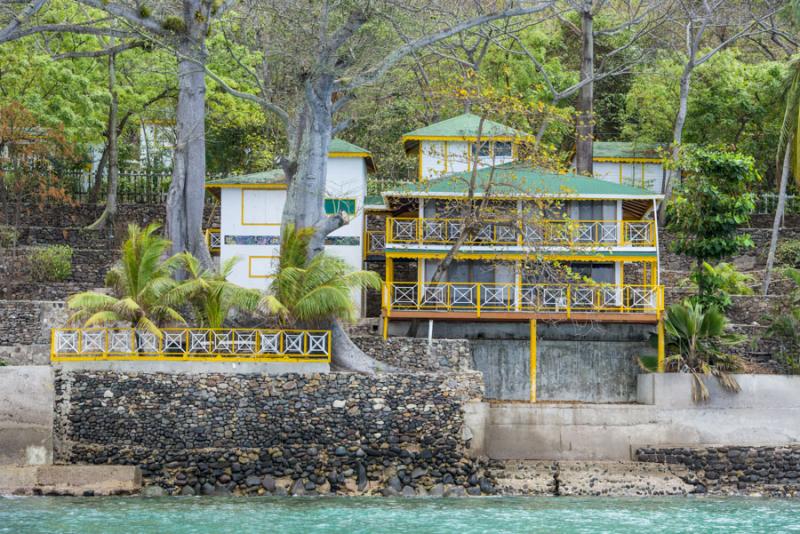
1;496;800;534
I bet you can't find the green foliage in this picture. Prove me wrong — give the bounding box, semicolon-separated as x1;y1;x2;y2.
765;268;800;374
30;245;73;282
169;255;261;328
667;147;759;305
621;51;785;182
67;223;185;334
0;225;18;248
262;225;382;326
662;301;743;402
682;262;754;312
776;239;800;268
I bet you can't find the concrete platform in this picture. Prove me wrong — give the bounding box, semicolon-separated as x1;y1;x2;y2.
0;465;141;496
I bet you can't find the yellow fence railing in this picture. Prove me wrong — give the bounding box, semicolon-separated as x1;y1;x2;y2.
365;230;385;256
383;282;663;315
205;228;221;254
386;217;656;248
51;328;331;363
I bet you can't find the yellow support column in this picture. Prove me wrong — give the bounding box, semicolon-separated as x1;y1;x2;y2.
530;319;537;402
657;317;665;372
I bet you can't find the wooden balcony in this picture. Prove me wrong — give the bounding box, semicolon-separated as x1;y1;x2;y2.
382;282;663;323
386;217;656;249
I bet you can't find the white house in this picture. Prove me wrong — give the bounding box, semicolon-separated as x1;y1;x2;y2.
591;141;666;193
205;139;374;313
402;113;526;181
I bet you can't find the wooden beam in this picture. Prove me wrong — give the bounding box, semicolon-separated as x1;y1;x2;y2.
382;310;659;323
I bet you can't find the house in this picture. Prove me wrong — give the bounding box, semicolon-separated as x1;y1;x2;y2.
591;141;666;193
402;113;526;181
205;139;374;314
374;116;666;403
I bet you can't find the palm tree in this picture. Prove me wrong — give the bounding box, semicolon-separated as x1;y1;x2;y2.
67;223;186;334
663;301;742;402
169;254;262;328
263;225;381;325
263;225;390;373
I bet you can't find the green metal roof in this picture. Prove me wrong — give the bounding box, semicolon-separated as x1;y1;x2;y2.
206;168;285;187
328;138;370;154
364;195;385;207
593;141;664;160
402;113;527;151
206;139;374;187
383;164;661;199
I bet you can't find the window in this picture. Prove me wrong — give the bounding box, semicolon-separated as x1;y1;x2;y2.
324;198;356;215
471;142;492;158
494;142;513;157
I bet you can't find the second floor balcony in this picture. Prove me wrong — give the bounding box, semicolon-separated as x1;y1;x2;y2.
386;217;656;250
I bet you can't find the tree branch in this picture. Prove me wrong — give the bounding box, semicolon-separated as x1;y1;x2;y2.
0;0;46;44
52;39;146;59
343;2;555;91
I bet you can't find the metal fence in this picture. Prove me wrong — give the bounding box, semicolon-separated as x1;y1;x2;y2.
63;170;172;204
754;194;800;215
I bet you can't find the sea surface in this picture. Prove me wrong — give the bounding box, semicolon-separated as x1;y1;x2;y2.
1;495;799;533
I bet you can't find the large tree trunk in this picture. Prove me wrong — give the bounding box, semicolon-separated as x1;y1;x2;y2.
659;62;693;224
280;77;390;374
87;48;119;232
763;141;792;296
166;40;211;267
574;3;594;175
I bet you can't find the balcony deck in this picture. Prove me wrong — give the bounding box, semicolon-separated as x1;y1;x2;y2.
382;282;663;323
386;217;656;250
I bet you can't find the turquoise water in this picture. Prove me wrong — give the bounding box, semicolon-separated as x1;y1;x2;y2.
1;496;799;533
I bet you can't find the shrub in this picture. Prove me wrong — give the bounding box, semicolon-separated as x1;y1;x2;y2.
681;262;754;312
0;224;18;248
776;239;800;268
30;245;73;282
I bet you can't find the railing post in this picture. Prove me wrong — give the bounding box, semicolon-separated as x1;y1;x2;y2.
566;285;571;320
476;282;481;318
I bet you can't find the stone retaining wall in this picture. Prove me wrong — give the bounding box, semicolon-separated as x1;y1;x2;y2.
54;370;492;496
352;336;472;372
636;445;800;495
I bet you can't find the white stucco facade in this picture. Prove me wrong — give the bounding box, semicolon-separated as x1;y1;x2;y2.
215;154;368;314
419;140;515;181
593;160;665;193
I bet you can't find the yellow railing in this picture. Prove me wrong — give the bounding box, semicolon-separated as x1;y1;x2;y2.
51;328;331;363
383;282;663;315
365;230;385;256
386;217;656;248
205;228;221;253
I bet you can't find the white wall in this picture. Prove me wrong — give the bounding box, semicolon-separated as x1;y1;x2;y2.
593;161;664;193
420;140;514;181
218;156;367;314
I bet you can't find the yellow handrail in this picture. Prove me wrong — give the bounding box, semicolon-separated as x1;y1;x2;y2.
51;327;332;363
384;281;663;315
385;217;656;247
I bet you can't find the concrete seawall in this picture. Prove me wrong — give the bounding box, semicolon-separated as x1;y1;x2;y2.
0;366;54;465
469;374;800;461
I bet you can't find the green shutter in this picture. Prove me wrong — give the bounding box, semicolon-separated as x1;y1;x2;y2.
324;198;356;215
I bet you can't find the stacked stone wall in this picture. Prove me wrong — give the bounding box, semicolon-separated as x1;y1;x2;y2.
636;445;800;495
54;370;490;496
352;336;472;372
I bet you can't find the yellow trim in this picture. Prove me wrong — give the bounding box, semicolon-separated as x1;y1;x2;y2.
385;251;657;263
241;188;283;226
530;319;537;403
404;135;518;142
248;255;278;278
51;328;332;363
418;146;423;182
382;317;389;341
328;152;371;158
594;157;662;164
657;318;666;372
205;183;287;190
384;281;664;315
443;141;449;174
